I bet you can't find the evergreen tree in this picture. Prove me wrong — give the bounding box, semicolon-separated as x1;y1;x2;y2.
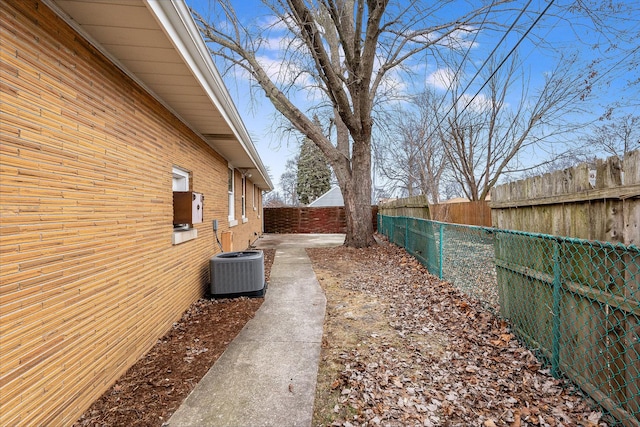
296;136;331;205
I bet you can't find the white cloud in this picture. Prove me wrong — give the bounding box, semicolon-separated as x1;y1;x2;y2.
260;36;292;52
446;26;479;50
414;26;479;50
426;68;458;91
457;93;504;113
257;15;290;32
255;55;317;89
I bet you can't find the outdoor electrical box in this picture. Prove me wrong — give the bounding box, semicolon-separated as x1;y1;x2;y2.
173;191;203;225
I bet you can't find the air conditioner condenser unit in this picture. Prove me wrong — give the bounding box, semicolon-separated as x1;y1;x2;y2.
210;250;266;298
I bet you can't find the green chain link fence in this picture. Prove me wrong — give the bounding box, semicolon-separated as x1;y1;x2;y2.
378;214;640;425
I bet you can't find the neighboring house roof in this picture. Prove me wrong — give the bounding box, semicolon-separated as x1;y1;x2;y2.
45;0;273;190
308;186;344;207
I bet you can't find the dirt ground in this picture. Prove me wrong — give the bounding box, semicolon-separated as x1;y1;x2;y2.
73;249;275;427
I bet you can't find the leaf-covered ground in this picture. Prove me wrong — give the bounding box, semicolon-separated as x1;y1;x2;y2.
308;238;609;427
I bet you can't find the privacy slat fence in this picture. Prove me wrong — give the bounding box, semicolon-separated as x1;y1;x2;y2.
492;229;639;425
377;150;640;426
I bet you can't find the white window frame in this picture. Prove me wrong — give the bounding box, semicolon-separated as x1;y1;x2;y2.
172;166;189;192
228;165;238;226
241;175;247;223
252;182;257;211
172;166;197;244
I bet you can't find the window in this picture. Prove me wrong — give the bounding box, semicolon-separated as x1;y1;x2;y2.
172;166;197;244
252;182;256;210
173;167;190;230
173;166;189;192
228;166;237;226
241;175;247;222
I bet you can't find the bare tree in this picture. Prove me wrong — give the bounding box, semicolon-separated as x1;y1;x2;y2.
377;90;448;203
191;0;511;247
378;52;593;202
279;157;299;206
586;114;639;158
440;54;590;201
263;191;286;207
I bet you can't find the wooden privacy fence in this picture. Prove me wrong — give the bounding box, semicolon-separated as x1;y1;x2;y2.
378;195;431;219
430;200;492;226
490;150;639;242
264;206;378;234
491;150;640;425
379;195;492;226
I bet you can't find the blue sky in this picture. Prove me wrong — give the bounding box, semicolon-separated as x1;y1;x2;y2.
187;0;639;193
188;0;301;186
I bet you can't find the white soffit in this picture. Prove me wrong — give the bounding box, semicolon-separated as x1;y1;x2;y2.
46;0;273;190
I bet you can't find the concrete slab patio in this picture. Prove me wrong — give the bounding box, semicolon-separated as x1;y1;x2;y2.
166;234;345;427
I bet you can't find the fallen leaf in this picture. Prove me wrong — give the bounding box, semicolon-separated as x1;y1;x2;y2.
500;333;513;343
510;410;521;427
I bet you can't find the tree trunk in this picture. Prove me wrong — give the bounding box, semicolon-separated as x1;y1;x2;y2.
338;134;375;248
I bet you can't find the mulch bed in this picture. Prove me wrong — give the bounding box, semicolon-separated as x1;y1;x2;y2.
73;249;274;427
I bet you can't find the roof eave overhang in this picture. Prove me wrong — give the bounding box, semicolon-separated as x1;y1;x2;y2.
44;0;273;190
143;0;272;190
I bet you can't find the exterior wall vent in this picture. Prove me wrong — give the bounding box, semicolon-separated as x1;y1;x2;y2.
210;251;265;298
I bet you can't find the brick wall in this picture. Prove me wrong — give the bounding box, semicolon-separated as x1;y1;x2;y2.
264;206;378;233
0;1;263;425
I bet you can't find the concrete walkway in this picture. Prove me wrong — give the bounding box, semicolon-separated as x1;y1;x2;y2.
167;234;345;427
